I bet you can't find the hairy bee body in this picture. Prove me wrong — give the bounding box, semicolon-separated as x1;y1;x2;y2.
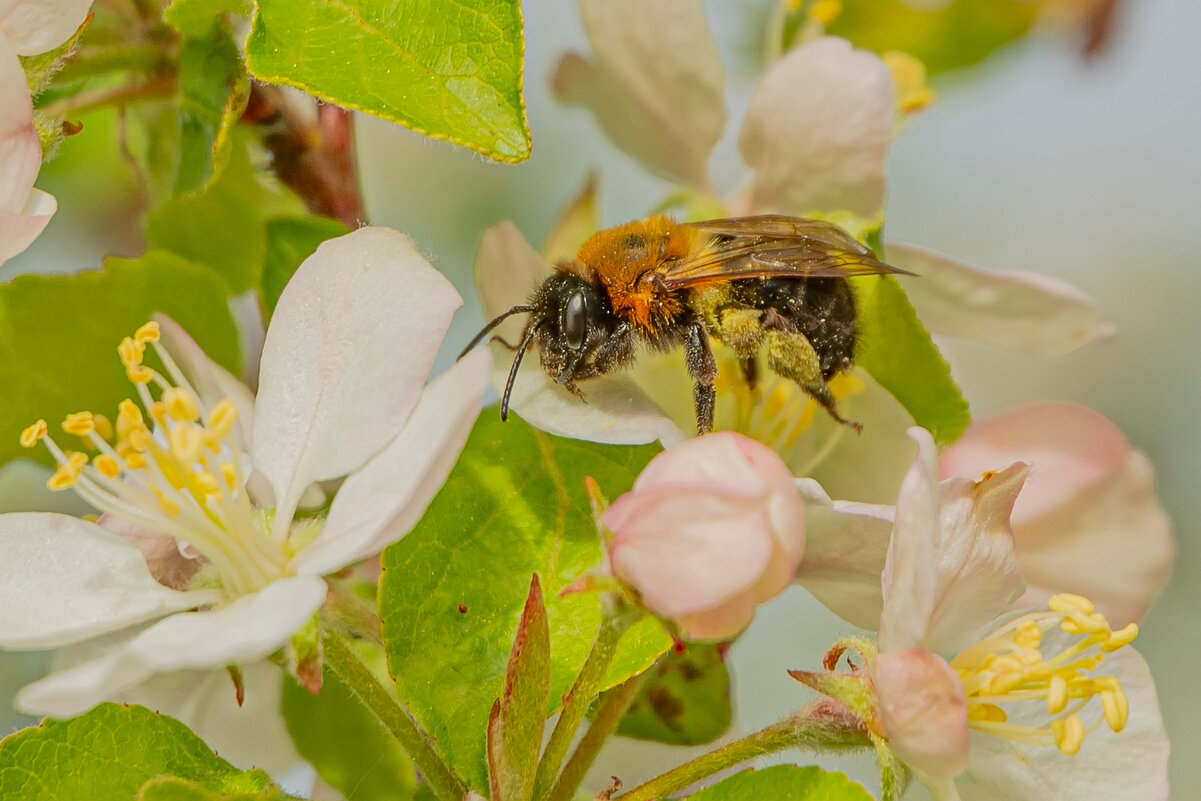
465;214;909;434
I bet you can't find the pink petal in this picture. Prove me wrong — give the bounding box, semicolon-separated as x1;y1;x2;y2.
740;37;893;217
873;648;970;780
889;244;1114;356
939;401;1130;524
552;0;725;189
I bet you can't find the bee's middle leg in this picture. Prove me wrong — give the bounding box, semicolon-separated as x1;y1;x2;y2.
684;321;718;435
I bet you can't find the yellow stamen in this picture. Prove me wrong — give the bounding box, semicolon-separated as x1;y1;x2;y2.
168;422;205;464
46;451;89;490
193;470;221;496
1101;688;1129;732
1052;714;1085;755
1103;623;1139;652
882;51;937;116
809;0;842;25
219;461;238;490
162;387;200;423
148;484;181;518
135;320;161;343
967;704;1007;723
1046;674;1068;714
61;411;95;437
117;336;145;369
19;420;48;448
92;414;113;441
93;454;122;478
1048;593;1095;614
206;399;238;442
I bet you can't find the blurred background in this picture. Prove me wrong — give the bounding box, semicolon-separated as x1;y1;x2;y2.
3;0;1198;795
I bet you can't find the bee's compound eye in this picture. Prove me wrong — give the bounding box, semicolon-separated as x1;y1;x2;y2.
564;289;588;350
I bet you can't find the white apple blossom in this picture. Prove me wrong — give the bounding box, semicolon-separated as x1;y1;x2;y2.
871;428;1168;801
0;227;492;719
0;0;93;265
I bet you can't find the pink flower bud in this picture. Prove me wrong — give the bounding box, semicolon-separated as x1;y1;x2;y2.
603;432;805;641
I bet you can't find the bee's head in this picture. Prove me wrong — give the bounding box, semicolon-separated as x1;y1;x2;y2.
459;270;632;422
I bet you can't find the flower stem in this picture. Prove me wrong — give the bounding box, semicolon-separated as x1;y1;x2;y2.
321;631;466;801
547;670;650;801
40;76;176;118
533;606;635;801
615;703;873;801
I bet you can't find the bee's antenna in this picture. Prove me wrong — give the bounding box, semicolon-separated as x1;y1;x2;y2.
501;321;543;422
458;305;536;361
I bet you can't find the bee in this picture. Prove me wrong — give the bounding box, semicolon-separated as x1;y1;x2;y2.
462;214;911;434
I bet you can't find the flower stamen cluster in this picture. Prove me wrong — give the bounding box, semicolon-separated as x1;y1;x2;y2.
20;321;287;596
952;593;1136;755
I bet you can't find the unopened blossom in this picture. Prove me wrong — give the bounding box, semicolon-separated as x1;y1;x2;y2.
475;1;1112;503
0;0;93;265
0;227;492;719
871;428;1168;801
938;401;1173;626
604;433;806;641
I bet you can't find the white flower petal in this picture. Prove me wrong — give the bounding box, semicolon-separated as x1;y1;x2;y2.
552;0;725;189
0;513;220;649
740;37;893;217
1015;452;1174;627
296;348;492;576
253;227;461;524
0;0;92;55
880;429;1027;655
119;663;302;773
792;479;894;629
956;646;1167;801
0;458;92;515
156;314;257;442
890;244;1115;356
16;575;327;717
474;221;550;343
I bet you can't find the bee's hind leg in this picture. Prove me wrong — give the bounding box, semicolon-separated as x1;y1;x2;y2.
765;330;862;432
684;321;718;435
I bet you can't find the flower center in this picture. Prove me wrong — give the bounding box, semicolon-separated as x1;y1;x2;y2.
20;321;289;596
949;593;1138;755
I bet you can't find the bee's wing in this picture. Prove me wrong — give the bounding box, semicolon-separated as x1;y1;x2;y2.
662;215;911;289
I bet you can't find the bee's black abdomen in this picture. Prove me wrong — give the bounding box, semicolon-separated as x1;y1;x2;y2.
733;277;857;380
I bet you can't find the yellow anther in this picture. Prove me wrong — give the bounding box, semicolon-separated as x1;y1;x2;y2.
967;704;1007;723
219;461;238;490
1102;623;1139;652
148;401;166;424
117;399;144;436
882;51;937;115
809;0;842;25
1100;688;1129;732
124;450;148;470
1046;674;1069;714
1062;610;1109;636
126;425;152;452
134;321;160;343
46;451;88;490
1014;621;1043;649
126;364;153;384
193;470;221;496
205;399;238;440
93;414;113;441
117;336;145;368
19;420;48;448
149;484;181;518
93;454;122;478
1052;714;1085;755
162;388;201;422
1048;594;1095;614
61;411;95;436
169;423;205;463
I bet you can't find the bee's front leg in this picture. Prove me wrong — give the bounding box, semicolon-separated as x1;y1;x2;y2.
684;321;717;435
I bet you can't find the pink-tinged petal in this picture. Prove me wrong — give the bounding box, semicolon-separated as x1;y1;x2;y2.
119;662;301;773
880;429;1027;655
474;221;550;343
155;314;256;442
793;479;894;629
0;513;220;649
296;348;492;576
1015;451;1173;627
940;401;1130;524
0;34;49;263
675;594;758;642
97;513;200;592
956;645;1167;801
15;575;327;717
740;37;893;217
496;354;685;446
552;0;725;189
0;190;54;264
253;228;462;527
629;432;776;496
889;244;1115;356
608;487;774;618
874;648;970;779
0;0;92;55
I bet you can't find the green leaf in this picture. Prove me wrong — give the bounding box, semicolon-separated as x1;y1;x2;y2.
165;0;253;38
827;0;1040;77
281;657;417;801
688;765;873;801
138;776;302;801
379;413;670;791
0;251;240;468
487;575;551;801
146;133;303;293
0;703;290;801
175;23;250;195
262;215;350;317
245;0;531;162
615;643;731;746
853;275;970;446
